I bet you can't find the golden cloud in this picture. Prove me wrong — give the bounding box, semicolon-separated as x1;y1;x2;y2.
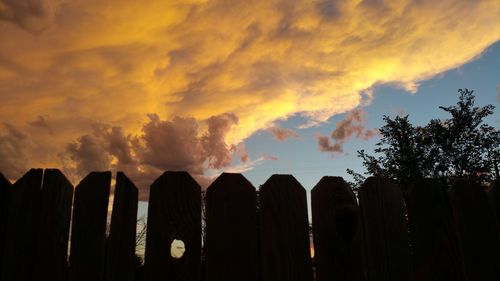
0;0;499;182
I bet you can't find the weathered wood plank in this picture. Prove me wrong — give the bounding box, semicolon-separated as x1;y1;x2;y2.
205;173;257;281
0;169;43;281
358;177;411;281
106;172;138;281
0;173;11;277
311;176;364;281
33;169;73;281
260;175;312;281
69;172;111;281
406;178;466;281
450;179;500;281
144;171;201;281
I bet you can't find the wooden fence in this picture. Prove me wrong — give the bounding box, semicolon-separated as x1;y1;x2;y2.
0;169;499;281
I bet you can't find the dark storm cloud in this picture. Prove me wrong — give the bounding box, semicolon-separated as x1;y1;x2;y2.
64;133;113;178
202;113;239;169
0;123;31;179
316;0;344;19
61;113;240;198
0;0;61;32
136;113;237;174
29;115;54;135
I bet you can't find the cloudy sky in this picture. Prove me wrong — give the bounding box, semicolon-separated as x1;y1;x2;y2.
1;0;499;199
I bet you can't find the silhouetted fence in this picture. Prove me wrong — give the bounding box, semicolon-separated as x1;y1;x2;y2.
0;169;499;281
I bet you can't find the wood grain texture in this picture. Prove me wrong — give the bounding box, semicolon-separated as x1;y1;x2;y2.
358;177;411;281
406;178;466;281
33;169;73;281
205;173;257;281
0;173;11;278
260;175;312;281
0;169;43;281
144;171;201;281
311;176;364;281
106;172;138;281
450;179;500;281
69;172;111;281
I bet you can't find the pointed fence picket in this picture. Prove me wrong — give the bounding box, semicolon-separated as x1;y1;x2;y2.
144;171;201;281
1;169;44;281
205;173;258;281
358;177;411;281
311;176;364;281
260;175;312;281
34;169;73;281
106;172;138;281
69;172;111;281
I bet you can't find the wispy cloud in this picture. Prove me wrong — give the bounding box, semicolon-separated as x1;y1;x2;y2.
268;127;300;142
222;154;277;174
317;135;342;153
317;109;377;154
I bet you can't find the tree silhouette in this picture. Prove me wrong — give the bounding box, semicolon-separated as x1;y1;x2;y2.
352;89;500;189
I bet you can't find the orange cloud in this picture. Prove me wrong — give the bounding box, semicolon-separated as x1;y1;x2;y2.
0;0;499;181
269;127;300;142
59;114;240;195
317;109;377;154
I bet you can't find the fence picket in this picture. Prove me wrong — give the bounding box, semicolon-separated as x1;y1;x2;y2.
0;169;43;281
69;172;111;281
106;172;138;281
260;175;313;281
32;169;73;281
450;179;500;281
144;171;201;281
0;173;11;278
311;176;364;281
488;180;500;232
406;178;466;281
205;173;258;281
358;177;411;281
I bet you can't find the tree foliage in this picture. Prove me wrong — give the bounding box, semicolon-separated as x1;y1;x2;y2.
354;89;500;189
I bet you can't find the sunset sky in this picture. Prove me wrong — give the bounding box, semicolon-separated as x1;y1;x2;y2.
1;0;499;200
